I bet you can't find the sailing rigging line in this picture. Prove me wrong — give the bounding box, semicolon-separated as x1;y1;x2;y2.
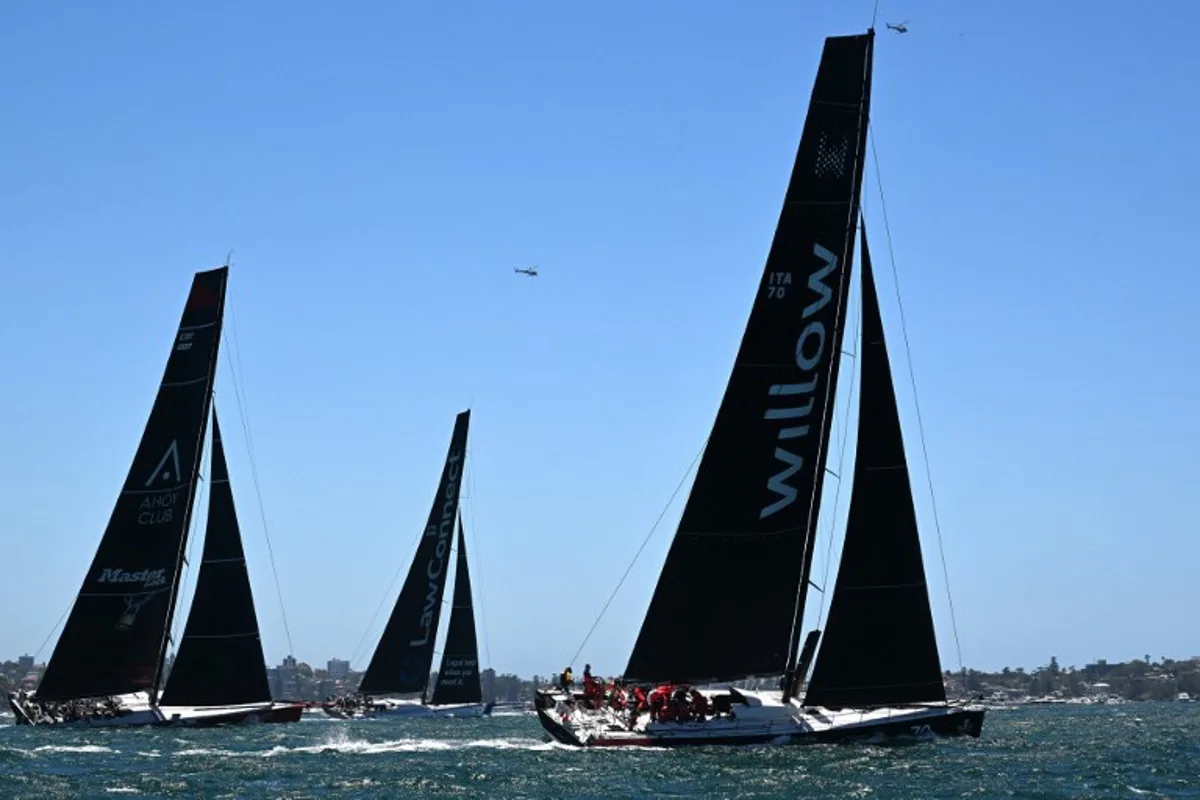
567;446;704;668
224;300;296;658
169;439;211;654
32;603;71;663
815;282;862;630
349;527;424;667
463;456;493;668
870;0;882;28
866;123;964;671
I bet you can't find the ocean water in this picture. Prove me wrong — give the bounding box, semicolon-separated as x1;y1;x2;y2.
1;704;1198;799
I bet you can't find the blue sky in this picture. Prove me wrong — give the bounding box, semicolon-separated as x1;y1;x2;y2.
1;0;1197;680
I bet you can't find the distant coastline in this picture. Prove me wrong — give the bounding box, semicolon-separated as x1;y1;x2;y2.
3;653;1198;705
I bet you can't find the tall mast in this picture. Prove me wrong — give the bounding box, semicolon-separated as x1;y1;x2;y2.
781;28;875;701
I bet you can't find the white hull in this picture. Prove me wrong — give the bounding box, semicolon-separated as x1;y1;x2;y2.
8;691;303;727
323;697;492;719
536;689;984;748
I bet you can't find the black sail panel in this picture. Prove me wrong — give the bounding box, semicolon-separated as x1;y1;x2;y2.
37;267;227;701
430;518;482;706
803;227;946;709
625;32;874;684
159;411;271;707
359;411;470;696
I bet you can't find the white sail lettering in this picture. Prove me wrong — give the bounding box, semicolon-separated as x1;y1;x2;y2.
409;450;463;646
761;447;803;519
144;440;183;487
803;245;838;317
137;490;180;524
761;243;839;519
97;568;168;589
795;321;825;371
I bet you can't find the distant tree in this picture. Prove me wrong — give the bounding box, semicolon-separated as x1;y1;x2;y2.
1049;656;1060;675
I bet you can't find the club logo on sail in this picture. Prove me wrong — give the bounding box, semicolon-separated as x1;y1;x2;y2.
760;243;840;520
144;440;182;487
137;441;185;524
409;450;463;647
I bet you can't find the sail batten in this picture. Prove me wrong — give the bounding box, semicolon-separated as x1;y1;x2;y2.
624;32;874;685
359;411;470;696
429;516;483;706
35;267;227;702
802;227;946;710
159;410;272;708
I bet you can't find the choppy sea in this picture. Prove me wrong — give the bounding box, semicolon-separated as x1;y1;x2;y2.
1;703;1198;799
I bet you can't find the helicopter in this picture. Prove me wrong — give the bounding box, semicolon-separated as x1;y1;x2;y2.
514;266;538;277
885;20;909;33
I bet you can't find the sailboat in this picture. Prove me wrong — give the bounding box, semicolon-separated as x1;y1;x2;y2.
322;411;493;719
535;28;986;748
7;266;303;727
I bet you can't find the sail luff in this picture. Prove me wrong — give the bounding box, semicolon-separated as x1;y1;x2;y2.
35;266;228;702
802;226;946;709
623;31;877;686
358;410;470;696
429;515;483;706
782;28;875;696
151;283;227;697
158;409;272;707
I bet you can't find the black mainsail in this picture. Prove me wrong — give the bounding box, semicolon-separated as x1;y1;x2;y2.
36;267;227;702
159;410;272;708
429;516;483;706
624;31;874;685
803;227;946;709
358;410;470;696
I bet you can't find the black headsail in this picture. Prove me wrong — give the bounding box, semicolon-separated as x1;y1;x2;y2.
429;515;483;706
358;410;470;696
624;31;874;685
36;267;227;701
159;410;271;707
803;227;946;709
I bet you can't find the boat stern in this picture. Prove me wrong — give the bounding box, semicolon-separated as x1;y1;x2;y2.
954;705;986;738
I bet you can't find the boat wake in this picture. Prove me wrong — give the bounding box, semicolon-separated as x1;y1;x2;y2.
5;743;118;757
176;731;561;758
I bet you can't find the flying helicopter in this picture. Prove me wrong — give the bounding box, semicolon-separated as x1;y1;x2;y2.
885;20;909;33
514;266;538;277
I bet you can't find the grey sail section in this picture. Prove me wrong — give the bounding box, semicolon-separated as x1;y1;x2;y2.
624;31;874;685
803;227;946;709
358;411;470;696
36;267;227;701
429;518;482;706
